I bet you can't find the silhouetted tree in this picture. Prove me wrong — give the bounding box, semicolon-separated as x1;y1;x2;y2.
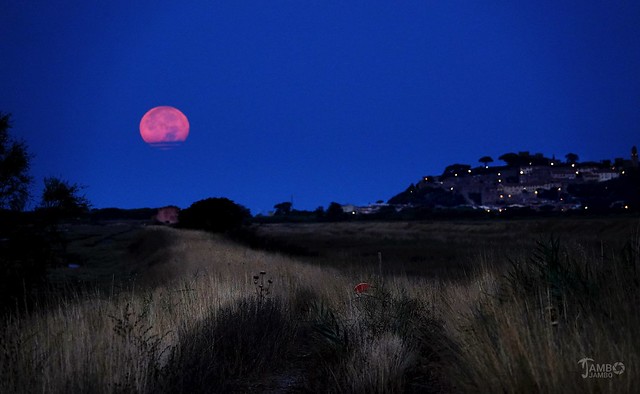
498;153;520;167
314;206;325;220
565;153;579;164
179;197;251;233
442;164;471;177
39;177;90;220
326;202;346;221
0;113;32;211
273;202;292;216
614;158;625;168
479;156;494;168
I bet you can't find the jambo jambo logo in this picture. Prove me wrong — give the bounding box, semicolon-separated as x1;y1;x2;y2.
578;358;625;378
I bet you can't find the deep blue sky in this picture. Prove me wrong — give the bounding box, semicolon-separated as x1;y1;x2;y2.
1;2;639;214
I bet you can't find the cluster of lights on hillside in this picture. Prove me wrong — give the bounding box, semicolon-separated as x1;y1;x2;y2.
415;149;637;215
482;204;631;214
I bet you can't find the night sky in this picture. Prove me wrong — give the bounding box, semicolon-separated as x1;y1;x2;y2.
2;2;639;214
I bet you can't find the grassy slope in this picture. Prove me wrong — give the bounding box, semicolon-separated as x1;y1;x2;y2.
45;222;145;289
2;217;639;393
251;217;639;277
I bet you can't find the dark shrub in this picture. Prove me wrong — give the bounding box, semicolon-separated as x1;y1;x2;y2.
166;298;295;392
178;197;250;233
0;228;54;313
325;202;347;222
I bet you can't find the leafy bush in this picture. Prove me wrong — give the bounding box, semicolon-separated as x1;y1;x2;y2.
325;202;347;222
178;197;250;233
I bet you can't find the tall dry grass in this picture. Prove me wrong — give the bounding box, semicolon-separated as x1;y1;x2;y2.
438;235;640;393
0;227;353;393
1;223;638;392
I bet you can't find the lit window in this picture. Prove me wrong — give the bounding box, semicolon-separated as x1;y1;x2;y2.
508;194;512;198
500;195;504;199
571;163;575;168
450;187;454;191
624;205;629;209
551;162;554;166
520;170;524;175
468;169;472;173
497;172;501;176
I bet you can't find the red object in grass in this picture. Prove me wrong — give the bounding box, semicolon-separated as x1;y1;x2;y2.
354;282;371;293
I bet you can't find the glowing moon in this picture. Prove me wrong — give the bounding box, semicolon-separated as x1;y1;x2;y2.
139;106;190;149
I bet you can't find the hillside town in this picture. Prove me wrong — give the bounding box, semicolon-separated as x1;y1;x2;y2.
355;147;639;215
384;147;639;213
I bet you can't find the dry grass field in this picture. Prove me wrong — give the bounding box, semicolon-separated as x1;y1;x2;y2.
250;218;639;277
1;217;639;393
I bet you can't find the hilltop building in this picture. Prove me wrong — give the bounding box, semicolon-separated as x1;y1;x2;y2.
155;206;180;225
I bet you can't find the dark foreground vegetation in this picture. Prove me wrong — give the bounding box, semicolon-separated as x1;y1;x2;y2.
1;215;639;393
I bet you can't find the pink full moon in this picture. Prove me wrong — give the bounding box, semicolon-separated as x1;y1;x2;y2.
139;106;190;149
